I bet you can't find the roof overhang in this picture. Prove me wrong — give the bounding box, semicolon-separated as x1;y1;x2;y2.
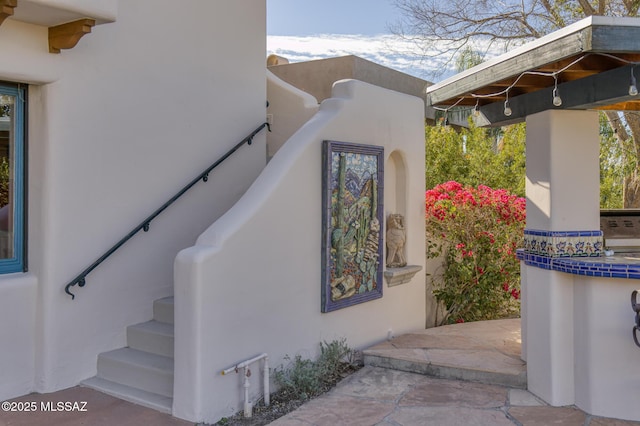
426;16;640;127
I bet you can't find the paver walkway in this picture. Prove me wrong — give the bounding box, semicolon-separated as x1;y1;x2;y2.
3;318;640;426
269;365;640;426
270;319;640;426
363;318;526;389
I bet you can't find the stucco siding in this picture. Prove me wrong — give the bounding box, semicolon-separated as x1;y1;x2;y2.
174;79;426;423
0;0;266;399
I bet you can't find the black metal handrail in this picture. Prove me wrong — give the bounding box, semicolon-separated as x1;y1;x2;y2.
65;122;270;299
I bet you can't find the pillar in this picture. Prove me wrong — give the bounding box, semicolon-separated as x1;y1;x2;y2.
523;109;600;406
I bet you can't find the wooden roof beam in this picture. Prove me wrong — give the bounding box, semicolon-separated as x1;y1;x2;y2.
476;63;640;126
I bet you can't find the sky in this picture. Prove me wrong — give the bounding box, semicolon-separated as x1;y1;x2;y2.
267;0;400;36
266;0;448;81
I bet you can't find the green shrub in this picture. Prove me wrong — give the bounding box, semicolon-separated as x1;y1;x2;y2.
274;338;357;401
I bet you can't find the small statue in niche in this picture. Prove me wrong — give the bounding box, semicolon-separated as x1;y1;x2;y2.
386;214;407;268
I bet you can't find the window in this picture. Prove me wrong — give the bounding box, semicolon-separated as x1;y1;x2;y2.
0;83;25;273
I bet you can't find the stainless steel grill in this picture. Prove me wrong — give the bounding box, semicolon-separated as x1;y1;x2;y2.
600;210;640;252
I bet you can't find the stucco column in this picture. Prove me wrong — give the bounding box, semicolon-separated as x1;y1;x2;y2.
522;109;599;406
525;110;600;231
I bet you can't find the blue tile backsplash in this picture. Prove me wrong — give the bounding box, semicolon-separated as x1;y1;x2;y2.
523;229;603;257
518;229;640;280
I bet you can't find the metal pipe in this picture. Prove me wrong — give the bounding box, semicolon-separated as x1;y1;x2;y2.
263;356;270;406
243;367;251;418
221;353;268;375
221;353;270;417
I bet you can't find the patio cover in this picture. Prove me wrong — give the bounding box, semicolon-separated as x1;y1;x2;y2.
426;16;640;127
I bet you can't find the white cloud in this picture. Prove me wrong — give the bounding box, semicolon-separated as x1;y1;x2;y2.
267;34;508;83
267;34;451;81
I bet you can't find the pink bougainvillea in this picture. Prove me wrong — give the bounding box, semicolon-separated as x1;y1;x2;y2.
426;181;526;325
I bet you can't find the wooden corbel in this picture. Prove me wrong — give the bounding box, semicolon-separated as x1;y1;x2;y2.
0;0;17;27
49;18;95;53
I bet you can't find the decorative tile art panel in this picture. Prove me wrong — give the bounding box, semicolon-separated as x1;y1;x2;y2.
321;141;384;313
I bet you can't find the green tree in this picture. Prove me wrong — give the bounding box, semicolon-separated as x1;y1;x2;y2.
394;0;640;207
425;123;469;188
599;114;636;208
455;46;484;73
495;123;527;197
427;46;527;196
427;116;624;206
426;120;526;196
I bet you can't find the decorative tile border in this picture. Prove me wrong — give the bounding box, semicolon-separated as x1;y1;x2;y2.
523;229;603;258
517;248;640;280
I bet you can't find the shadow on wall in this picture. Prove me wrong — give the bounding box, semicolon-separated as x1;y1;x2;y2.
266;70;318;159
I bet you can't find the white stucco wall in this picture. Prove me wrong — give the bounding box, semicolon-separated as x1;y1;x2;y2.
266;70;318;158
173;79;426;423
0;0;266;400
525;110;600;230
523;110;600;407
13;0;118;26
0;274;37;399
523;110;640;421
573;276;640;420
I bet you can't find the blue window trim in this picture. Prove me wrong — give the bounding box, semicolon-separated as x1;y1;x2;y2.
0;83;25;274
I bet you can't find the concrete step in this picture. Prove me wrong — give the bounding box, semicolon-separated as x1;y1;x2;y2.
127;320;174;358
81;376;172;414
362;318;527;389
153;297;174;324
96;347;174;398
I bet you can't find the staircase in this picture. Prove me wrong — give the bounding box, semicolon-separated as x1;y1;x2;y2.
82;297;175;413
